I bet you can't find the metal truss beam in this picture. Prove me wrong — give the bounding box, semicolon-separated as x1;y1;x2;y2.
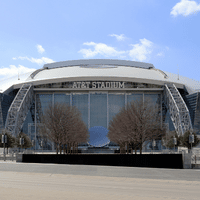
164;84;193;136
5;84;34;136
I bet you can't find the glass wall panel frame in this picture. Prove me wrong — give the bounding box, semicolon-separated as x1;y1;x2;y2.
89;91;108;129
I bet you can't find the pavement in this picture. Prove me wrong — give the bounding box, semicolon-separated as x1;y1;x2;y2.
0;161;200;200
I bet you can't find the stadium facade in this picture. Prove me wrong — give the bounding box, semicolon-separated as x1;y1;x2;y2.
0;59;200;151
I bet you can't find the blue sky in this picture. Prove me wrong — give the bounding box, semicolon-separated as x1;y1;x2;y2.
0;0;200;82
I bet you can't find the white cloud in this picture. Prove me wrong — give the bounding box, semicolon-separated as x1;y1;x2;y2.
0;65;36;79
129;38;153;61
171;0;200;17
79;42;126;58
109;34;126;41
157;52;164;57
36;44;45;54
13;56;54;65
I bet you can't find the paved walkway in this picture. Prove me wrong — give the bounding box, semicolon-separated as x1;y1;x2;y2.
0;161;200;200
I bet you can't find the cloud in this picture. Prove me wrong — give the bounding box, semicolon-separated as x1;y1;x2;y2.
129;38;153;61
79;42;126;58
109;34;126;41
0;65;36;79
13;56;55;65
36;44;45;54
157;52;164;57
171;0;200;17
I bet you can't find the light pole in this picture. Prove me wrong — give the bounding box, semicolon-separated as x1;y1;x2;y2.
189;133;194;153
152;139;156;154
173;137;177;153
40;140;43;153
161;138;165;152
20;137;24;153
2;132;7;161
32;140;35;153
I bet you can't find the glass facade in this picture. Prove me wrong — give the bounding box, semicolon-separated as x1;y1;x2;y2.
20;91;164;150
90;93;107;128
108;93;125;124
72;93;88;127
127;93;143;104
54;93;70;105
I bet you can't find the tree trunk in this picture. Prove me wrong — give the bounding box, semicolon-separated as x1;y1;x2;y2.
63;145;66;154
59;144;62;154
56;143;58;154
72;142;75;154
140;146;142;154
135;148;137;154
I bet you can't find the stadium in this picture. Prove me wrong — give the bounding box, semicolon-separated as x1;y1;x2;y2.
0;59;200;152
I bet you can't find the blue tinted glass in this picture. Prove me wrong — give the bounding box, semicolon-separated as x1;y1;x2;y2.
90;93;107;128
72;93;88;127
36;94;52;115
108;93;125;124
144;94;161;105
164;110;175;131
127;93;143;104
54;93;70;105
36;94;53;150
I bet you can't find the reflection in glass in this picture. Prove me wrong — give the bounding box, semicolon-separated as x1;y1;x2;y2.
88;126;109;147
108;93;125;124
54;93;70;105
72;93;88;127
127;93;143;104
90;93;107;128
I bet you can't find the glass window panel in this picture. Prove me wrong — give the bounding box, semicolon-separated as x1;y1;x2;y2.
72;93;88;127
108;94;125;124
36;94;53;150
54;93;70;105
144;94;161;106
90;93;107;128
36;94;52;115
127;93;143;104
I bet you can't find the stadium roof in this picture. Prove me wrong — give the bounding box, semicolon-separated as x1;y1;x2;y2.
1;59;200;95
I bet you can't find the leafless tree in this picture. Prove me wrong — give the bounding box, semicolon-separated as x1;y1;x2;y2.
40;103;89;154
108;98;166;154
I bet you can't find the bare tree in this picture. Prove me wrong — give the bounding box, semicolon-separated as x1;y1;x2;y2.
41;102;89;154
0;129;16;154
108;98;166;154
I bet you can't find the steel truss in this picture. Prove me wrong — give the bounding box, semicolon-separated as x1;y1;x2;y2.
164;84;193;136
5;84;34;136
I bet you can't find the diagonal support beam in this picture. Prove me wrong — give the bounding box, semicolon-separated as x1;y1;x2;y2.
164;84;193;136
5;84;34;136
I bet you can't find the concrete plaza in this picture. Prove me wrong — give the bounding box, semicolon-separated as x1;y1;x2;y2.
0;161;199;200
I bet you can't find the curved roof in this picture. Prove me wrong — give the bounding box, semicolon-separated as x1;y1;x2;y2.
43;59;155;69
1;59;200;95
